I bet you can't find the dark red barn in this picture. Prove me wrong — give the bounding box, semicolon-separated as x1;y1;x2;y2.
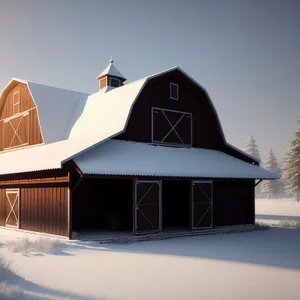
0;60;278;239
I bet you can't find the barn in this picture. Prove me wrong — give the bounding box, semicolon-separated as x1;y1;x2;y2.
0;59;278;239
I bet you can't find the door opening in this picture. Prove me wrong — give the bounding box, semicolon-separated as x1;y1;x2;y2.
162;180;190;232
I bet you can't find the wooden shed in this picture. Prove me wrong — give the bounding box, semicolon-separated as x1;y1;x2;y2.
0;60;278;239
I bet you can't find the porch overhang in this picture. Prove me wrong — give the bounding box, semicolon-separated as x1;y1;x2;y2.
74;140;279;180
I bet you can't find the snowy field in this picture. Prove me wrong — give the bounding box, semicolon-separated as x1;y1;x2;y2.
256;198;300;225
0;199;299;300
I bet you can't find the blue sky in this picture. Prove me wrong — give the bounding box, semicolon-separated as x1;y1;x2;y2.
0;0;299;162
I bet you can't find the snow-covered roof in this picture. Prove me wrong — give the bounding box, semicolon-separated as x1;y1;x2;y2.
0;78;89;144
227;143;261;164
0;141;70;175
74;140;279;179
0;66;262;176
27;81;89;144
97;59;126;80
68;78;147;147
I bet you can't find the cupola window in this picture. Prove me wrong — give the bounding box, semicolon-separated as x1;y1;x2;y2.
109;78;121;87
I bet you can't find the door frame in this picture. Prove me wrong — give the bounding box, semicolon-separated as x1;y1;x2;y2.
5;188;20;228
151;107;193;148
133;179;162;235
191;180;213;230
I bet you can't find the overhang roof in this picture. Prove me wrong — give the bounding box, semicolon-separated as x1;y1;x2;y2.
74;140;278;179
0;140;76;175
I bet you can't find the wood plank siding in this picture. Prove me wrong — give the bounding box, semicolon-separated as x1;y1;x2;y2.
115;70;224;149
20;187;69;236
0;171;70;237
0;82;43;151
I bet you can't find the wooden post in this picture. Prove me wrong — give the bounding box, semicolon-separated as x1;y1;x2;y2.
68;172;72;239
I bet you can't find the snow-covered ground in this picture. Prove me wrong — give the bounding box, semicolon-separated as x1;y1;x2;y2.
256;198;300;225
0;199;299;300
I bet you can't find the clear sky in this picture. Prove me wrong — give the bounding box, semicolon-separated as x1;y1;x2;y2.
0;0;299;162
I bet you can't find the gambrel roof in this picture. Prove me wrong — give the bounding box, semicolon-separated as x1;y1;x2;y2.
0;78;89;144
0;67;271;178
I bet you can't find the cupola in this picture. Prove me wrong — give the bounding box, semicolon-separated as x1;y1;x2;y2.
96;58;126;91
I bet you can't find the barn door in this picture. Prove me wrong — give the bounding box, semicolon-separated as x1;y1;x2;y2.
191;181;213;229
134;180;162;235
152;107;192;147
5;189;20;228
3;112;29;150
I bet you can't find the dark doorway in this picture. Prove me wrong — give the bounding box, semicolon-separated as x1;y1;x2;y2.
162;180;190;231
72;178;133;233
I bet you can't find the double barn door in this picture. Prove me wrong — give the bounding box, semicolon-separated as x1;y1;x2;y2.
133;180;213;234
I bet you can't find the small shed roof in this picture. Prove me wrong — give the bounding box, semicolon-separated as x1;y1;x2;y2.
74;140;278;179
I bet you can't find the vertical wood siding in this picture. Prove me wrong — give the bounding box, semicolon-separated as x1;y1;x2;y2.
0;189;5;226
115;70;225;149
114;69;257;164
19;187;69;237
213;180;255;226
0;83;43;152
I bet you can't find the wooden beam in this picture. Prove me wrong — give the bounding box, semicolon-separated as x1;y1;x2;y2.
71;175;84;193
68;172;72;240
0;182;69;189
255;179;263;187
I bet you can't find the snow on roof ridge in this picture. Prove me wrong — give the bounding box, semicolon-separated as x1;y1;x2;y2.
26;80;90;96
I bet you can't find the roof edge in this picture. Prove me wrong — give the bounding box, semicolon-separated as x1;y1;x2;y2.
226;143;260;164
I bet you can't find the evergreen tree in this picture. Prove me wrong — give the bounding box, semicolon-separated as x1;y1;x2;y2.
260;149;280;199
282;116;300;201
243;134;260;161
243;134;261;197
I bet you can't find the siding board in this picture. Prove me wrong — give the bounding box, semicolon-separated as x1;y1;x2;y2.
0;82;43;152
19;186;68;236
214;180;255;226
0;189;5;226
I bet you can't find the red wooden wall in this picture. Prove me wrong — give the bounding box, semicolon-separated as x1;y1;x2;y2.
0;82;43;151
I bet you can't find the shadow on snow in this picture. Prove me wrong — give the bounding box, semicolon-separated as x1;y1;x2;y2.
66;227;300;271
5;271;107;300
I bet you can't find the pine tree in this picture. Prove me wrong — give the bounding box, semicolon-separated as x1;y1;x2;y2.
282;116;300;201
243;134;260;161
260;149;280;199
243;134;261;197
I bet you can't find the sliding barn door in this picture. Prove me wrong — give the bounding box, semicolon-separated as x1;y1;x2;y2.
5;189;20;228
191;181;213;229
152;107;192;147
134;180;162;235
